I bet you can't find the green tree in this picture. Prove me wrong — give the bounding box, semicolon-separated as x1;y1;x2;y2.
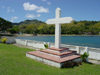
8;25;19;34
0;17;12;32
38;24;49;34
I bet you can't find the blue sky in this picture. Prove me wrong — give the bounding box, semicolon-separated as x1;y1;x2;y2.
0;0;100;23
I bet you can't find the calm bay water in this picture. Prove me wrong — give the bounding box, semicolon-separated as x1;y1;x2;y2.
17;36;100;48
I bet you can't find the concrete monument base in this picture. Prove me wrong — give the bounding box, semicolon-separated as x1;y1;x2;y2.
26;47;82;68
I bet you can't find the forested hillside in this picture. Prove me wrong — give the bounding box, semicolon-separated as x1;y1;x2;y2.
0;17;12;32
0;17;100;35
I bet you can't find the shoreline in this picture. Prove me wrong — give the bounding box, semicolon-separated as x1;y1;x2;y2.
16;34;100;48
1;33;100;37
37;34;100;36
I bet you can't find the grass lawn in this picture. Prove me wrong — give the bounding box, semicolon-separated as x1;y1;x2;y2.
0;44;100;75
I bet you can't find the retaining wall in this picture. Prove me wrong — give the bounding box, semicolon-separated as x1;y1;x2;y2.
16;39;100;60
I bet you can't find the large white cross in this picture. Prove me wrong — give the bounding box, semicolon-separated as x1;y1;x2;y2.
46;8;73;48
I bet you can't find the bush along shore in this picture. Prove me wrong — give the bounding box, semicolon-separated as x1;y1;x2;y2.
0;36;16;44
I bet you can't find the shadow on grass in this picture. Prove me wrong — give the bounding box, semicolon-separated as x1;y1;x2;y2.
61;61;82;69
84;61;93;64
61;61;93;69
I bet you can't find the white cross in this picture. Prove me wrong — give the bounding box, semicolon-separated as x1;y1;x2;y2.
46;8;73;49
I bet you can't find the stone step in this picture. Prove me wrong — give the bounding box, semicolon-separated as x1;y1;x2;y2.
40;50;76;58
40;49;76;56
49;47;69;51
48;47;69;53
27;51;80;63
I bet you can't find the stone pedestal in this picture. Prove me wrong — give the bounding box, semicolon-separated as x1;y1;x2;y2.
26;47;82;68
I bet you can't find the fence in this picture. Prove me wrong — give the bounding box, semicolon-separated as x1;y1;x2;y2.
16;39;100;60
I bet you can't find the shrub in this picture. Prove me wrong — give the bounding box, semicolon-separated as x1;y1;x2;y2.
44;43;49;49
0;39;1;43
81;52;89;62
1;37;8;43
40;48;43;50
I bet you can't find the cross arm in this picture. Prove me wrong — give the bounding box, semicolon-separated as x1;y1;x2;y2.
46;17;74;25
57;17;74;24
46;19;56;24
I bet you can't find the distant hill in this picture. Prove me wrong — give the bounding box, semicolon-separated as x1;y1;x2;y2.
12;19;45;25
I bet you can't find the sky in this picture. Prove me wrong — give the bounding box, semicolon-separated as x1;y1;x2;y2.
0;0;100;23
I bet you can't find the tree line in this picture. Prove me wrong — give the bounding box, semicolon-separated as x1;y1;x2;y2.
0;17;100;35
0;17;12;32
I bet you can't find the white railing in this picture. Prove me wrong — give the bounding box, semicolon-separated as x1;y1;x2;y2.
15;39;100;60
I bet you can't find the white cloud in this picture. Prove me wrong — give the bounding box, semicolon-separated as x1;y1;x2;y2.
25;14;35;18
41;0;51;5
25;14;41;19
2;6;5;9
1;6;15;13
7;7;15;13
37;14;41;17
37;6;49;13
23;2;49;13
10;16;18;22
42;0;47;2
23;2;38;11
47;2;51;5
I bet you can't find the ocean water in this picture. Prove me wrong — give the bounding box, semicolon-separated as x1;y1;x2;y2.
17;36;100;48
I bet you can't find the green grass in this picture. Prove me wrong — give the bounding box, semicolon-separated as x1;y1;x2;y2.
0;44;100;75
